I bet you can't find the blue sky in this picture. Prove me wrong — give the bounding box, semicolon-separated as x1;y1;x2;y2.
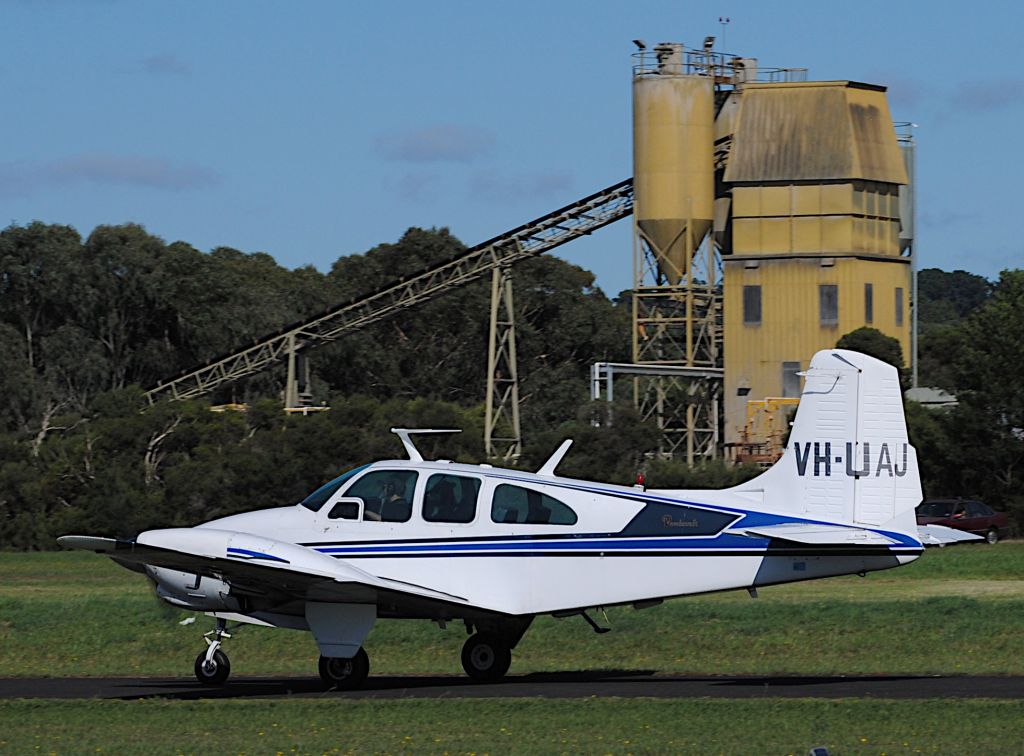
2;0;1020;296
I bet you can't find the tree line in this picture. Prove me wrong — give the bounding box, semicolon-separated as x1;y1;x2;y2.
0;221;1020;547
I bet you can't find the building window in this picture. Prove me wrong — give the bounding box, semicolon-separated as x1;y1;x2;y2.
895;287;904;326
864;283;874;324
743;285;762;325
782;361;802;398
819;284;838;326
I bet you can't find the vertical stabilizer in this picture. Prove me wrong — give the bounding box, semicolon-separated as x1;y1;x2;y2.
732;350;921;532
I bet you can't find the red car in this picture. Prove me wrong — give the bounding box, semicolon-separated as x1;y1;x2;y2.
916;499;1010;544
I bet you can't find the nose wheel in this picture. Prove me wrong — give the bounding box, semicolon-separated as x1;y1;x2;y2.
194;619;232;685
194;648;230;685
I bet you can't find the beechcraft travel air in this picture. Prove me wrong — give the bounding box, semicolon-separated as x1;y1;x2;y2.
59;350;975;688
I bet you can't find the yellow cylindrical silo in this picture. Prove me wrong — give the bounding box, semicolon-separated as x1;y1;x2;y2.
633;61;715;285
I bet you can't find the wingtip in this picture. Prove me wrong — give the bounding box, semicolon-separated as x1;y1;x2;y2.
57;535;120;552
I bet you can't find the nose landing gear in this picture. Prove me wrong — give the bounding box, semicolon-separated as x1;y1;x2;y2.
194;618;232;685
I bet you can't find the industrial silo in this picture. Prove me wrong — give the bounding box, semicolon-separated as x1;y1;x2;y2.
633;43;715;285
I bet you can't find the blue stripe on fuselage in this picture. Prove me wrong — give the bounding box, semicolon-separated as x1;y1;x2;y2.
478;472;922;548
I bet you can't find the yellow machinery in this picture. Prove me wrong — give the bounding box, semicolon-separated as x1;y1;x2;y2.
726;397;800;466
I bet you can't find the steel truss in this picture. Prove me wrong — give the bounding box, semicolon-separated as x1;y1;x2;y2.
146;179;634;403
484;266;522;462
631;223;723;462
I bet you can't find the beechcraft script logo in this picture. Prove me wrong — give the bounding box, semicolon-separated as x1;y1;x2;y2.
793;442;909;478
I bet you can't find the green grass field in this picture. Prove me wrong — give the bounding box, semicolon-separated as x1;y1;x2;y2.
3;545;1024;678
1;698;1022;754
2;545;1023;754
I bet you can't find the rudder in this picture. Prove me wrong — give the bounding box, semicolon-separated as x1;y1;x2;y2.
733;350;921;532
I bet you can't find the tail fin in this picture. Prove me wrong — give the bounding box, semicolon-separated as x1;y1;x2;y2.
733;349;921;533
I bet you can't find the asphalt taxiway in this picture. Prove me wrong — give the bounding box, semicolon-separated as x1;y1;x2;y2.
1;672;1020;700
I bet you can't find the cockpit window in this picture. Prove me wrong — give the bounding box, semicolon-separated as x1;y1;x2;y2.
299;464;370;512
343;470;418;523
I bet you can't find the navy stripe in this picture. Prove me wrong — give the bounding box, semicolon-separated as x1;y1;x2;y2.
327;547;922;559
226;547;290;564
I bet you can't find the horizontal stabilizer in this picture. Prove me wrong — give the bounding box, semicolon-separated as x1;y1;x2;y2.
730;523;901;546
917;524;984;546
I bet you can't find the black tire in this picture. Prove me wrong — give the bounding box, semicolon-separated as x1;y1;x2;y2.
318;648;370;690
194;648;230;685
461;633;512;682
986;528;999;545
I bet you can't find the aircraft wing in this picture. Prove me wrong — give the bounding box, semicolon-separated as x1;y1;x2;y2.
916;524;984;546
57;528;471;609
728;523;903;546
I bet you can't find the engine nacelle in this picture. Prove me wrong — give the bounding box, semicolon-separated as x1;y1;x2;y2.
145;565;243;612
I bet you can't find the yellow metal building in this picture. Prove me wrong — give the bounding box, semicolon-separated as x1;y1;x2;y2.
719;80;910;445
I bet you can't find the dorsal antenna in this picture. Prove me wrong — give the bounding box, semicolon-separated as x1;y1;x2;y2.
536;439;573;476
390;428;461;462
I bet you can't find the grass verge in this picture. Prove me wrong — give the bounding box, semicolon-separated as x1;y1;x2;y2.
1;698;1022;754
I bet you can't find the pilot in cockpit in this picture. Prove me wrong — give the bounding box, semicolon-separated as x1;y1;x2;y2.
365;478;410;522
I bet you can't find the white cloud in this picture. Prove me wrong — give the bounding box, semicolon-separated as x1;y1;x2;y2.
376;125;495;163
139;52;191;77
0;153;220;197
468;171;573;203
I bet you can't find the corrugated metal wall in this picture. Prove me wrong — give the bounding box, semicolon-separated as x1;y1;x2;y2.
723;257;911;441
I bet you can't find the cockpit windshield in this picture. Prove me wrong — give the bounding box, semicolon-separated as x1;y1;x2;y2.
299;464;371;512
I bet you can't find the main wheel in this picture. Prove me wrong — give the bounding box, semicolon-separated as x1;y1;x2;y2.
986;528;999;544
461;633;512;682
318;648;370;690
194;648;231;685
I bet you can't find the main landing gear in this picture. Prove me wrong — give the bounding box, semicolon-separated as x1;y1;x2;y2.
461;633;512;682
194;618;232;685
318;648;370;690
457;619;530;683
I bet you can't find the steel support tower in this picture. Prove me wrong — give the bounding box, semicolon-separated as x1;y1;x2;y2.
632;226;722;462
484;265;522;462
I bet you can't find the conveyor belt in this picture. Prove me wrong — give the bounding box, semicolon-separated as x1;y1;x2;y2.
146;178;634;402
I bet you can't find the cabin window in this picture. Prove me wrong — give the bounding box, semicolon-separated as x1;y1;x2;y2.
342;470;417;522
423;474;480;524
299;464;370;512
327;501;359;520
491;484;578;525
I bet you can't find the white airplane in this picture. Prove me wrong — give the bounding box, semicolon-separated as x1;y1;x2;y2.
59;349;975;688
